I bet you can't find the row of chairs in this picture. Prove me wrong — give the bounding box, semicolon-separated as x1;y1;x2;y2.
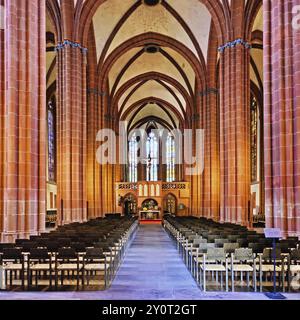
0;216;138;291
163;215;300;293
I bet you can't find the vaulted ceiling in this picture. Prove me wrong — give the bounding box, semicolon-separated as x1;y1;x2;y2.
250;6;263;93
46;12;57;94
90;0;212;131
46;0;264;131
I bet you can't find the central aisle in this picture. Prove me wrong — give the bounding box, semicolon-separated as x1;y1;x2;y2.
100;223;206;299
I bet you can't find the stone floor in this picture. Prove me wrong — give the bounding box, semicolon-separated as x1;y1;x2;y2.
1;224;300;300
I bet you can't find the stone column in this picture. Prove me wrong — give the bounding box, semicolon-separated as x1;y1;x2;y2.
201;88;220;221
98;95;114;215
86;87;101;219
202;25;220;222
219;41;251;226
0;0;46;241
264;0;300;237
86;27;102;220
0;0;4;240
191;113;200;217
56;41;88;225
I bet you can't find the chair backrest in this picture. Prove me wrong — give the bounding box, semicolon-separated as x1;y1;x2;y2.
206;248;226;261
187;235;198;242
94;243;111;252
82;239;95;246
46;241;60;251
246;231;258;235
193;238;207;246
237;238;249;247
104;240;116;248
214;239;229;248
1;248;23;260
209;230;222;235
182;231;195;238
233;248;254;261
249;243;265;254
207;243;216;249
37;238;50;246
290;249;300;261
29;235;40;241
57;248;77;259
201;231;209;238
41;232;51;237
85;248;105;259
236;234;248;239
20;242;39;251
197;243;208;253
262;248;282;261
15;239;30;245
287;237;299;242
57;238;71;247
247;235;261;241
280;240;297;248
224;243;240;254
228;235;239;242
179;228;191;235
71;242;87;253
220;232;231;238
207;235;220;243
278;243;291;254
0;243;15;251
29;248;51;260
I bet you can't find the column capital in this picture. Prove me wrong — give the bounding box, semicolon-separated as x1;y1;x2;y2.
104;114;115;122
55;39;88;54
218;39;252;53
192;113;200;122
87;88;107;96
198;88;219;97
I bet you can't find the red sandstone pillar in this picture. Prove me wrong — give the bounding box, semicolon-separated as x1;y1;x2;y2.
0;0;5;239
0;0;46;241
205;26;220;222
201;88;220;221
56;0;88;225
191;110;200;217
56;44;88;225
219;42;251;226
264;0;300;237
98;92;112;215
86;27;101;220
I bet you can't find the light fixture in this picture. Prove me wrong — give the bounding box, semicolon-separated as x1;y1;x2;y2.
144;44;160;54
143;0;161;7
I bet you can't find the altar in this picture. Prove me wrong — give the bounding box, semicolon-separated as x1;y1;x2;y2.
140;210;160;220
116;181;190;218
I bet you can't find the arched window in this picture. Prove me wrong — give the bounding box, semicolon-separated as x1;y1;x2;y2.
128;133;138;182
47;99;56;182
146;132;158;182
166;133;175;182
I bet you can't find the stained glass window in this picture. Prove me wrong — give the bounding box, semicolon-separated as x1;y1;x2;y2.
48;100;56;182
128;133;138;182
146;132;158;182
166;133;176;182
251;96;258;182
